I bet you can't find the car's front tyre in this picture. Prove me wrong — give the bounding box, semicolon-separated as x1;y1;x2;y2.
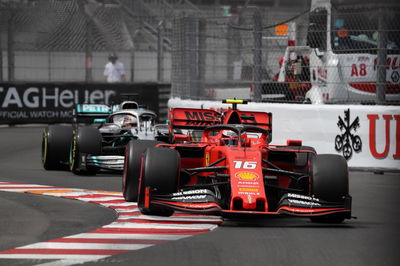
138;147;180;216
70;126;102;175
42;125;73;170
310;154;350;223
123;140;164;202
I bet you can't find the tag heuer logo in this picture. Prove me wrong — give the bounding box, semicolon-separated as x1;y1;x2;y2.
335;109;362;160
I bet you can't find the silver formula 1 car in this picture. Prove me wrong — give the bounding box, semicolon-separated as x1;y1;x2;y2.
42;101;167;174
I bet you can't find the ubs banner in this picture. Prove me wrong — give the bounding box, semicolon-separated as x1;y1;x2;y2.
169;99;400;170
0;83;165;124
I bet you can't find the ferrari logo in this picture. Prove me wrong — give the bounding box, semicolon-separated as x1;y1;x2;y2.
205;153;210;166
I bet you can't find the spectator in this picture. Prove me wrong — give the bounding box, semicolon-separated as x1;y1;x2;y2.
104;53;126;83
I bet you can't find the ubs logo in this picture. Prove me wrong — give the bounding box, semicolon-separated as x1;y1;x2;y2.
335;109;362;160
391;71;399;83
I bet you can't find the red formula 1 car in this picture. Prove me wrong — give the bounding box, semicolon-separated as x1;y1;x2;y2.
123;100;352;223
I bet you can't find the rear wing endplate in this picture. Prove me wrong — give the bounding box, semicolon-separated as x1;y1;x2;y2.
233;110;272;131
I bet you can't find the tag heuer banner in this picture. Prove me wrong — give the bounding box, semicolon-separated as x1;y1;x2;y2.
0;83;170;124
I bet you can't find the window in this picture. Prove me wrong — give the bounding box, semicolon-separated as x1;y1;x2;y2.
307;8;328;51
331;8;400;54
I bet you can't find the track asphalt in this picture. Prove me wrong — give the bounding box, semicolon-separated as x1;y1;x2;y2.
0;127;399;266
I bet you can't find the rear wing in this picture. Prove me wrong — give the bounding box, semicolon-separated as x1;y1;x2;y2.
169;108;221;130
229;110;272;131
76;104;111;116
169;100;273;142
231;110;272;143
220;99;272;132
74;104;112;123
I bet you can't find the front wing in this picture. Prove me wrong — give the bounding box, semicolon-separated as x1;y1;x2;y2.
75;154;124;172
147;189;352;218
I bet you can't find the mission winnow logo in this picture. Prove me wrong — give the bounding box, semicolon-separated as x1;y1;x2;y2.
335;109;362;160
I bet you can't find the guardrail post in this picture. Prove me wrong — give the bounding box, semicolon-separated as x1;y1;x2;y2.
377;7;387;104
0;25;3;82
85;14;93;82
7;11;15;82
253;9;263;102
157;21;164;82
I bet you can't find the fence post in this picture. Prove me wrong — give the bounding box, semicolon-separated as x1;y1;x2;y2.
0;25;3;82
253;9;263;102
377;7;387;104
48;50;51;81
157;21;164;82
7;11;15;82
171;16;187;98
227;21;234;81
198;18;206;99
85;16;93;82
131;49;135;82
186;17;200;99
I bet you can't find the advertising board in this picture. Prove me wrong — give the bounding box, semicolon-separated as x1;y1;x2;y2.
0;83;163;124
169;98;400;171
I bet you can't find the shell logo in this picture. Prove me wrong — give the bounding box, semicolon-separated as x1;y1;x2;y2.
236;171;259;181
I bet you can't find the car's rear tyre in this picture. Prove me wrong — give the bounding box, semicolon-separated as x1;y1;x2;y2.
138;147;180;216
70;126;102;175
310;154;349;223
42;125;73;170
123;140;164;202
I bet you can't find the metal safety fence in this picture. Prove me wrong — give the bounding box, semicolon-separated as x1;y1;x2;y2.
0;0;200;83
170;1;400;105
1;0;399;105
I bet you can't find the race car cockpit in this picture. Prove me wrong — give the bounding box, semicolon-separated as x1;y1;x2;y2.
110;114;138;128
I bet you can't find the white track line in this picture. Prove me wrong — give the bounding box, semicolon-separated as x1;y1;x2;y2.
0;254;108;260
117;214;222;222
0;181;222;266
17;242;152;250
64;233;190;240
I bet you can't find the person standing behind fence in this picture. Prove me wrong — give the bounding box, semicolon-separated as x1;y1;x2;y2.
104;53;126;83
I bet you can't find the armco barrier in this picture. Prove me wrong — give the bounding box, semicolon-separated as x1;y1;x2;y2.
169;98;400;171
0;83;171;124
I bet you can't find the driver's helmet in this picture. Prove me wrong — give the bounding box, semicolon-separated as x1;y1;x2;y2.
222;130;237;138
122;115;137;128
221;129;239;146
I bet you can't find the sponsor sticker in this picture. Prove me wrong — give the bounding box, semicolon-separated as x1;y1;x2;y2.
81;104;110;113
171;195;207;201
236;171;259;181
288;193;320;202
172;189;208;197
239;188;259;193
288;199;321;207
238;191;259;196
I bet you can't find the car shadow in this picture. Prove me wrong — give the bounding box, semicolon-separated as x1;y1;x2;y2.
220;216;356;228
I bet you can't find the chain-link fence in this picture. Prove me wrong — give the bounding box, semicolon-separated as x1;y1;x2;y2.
0;0;201;82
171;1;400;104
1;0;399;104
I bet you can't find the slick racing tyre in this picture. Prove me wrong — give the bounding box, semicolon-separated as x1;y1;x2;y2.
310;154;349;223
138;147;180;216
70;126;102;175
123;140;164;202
42;125;73;170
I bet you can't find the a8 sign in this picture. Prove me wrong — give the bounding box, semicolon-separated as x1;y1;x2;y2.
351;63;367;77
233;161;257;169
